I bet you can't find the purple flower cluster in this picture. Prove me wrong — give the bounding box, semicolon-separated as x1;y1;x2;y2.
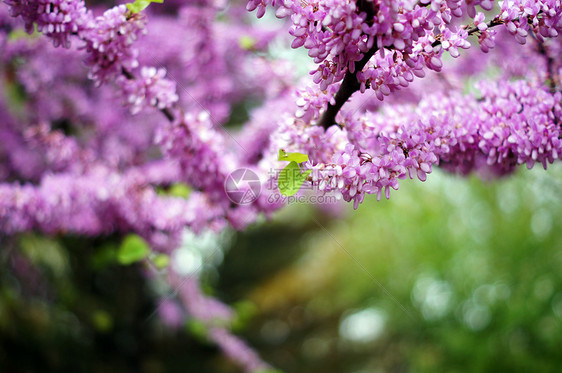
266;113;347;166
155;112;235;203
0;167;183;245
474;17;498;52
120;67;179;114
295;82;340;122
276;0;443;90
473;80;561;171
5;0;89;47
249;0;562;103
357;47;426;100
21;123;93;174
4;0;182;117
500;0;562;43
309;80;561;208
82;5;146;85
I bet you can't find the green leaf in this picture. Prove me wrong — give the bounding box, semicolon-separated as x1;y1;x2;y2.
278;161;312;197
238;35;257;50
152;253;170;269
126;0;163;14
91;243;117;270
92;310;113;332
117;234;150;265
8;28;38;41
156;183;191;198
19;234;68;276
186;320;208;342
231;301;258;331
278;149;309;164
168;183;191;198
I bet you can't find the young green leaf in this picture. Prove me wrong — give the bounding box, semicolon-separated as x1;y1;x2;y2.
297;169;312;194
238;35;257;50
90;243;117;270
117;234;150;265
231;301;258;331
126;0;163;14
8;28;38;41
168;183;191;199
278;161;312;196
92;310;113;332
186;320;208;341
152;253;170;269
278;149;309;164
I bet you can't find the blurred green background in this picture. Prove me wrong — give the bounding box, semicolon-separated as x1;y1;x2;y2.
1;164;561;372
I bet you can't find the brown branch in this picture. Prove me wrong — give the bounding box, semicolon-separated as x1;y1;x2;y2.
316;45;378;130
317;0;377;130
317;15;507;130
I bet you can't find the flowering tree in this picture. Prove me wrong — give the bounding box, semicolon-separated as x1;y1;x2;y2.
0;0;561;370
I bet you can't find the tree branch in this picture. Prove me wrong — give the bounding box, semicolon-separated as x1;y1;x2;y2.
317;0;377;130
316;45;378;130
317;15;507;131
